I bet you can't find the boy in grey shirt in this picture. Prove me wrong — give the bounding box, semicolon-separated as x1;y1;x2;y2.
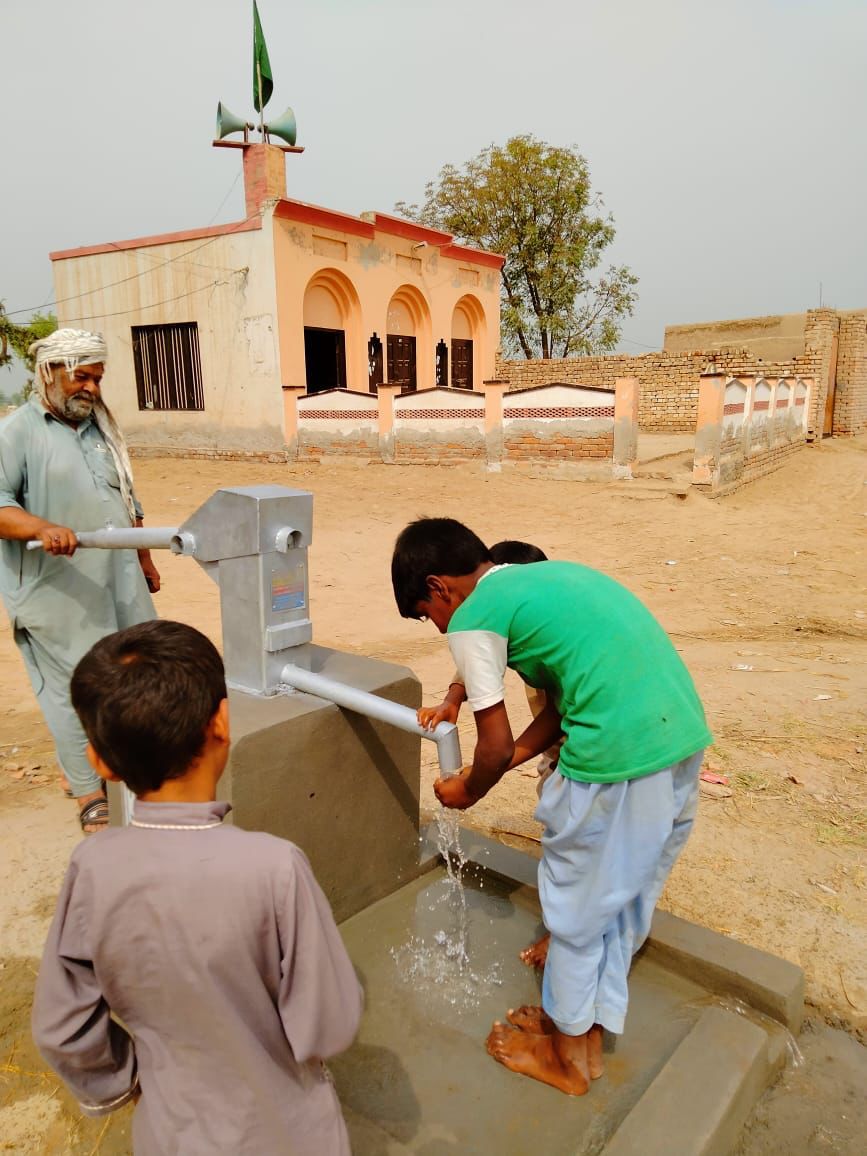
32;620;362;1155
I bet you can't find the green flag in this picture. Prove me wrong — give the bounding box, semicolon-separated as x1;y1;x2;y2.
253;1;273;113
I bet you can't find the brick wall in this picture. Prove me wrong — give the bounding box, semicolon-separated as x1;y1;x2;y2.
297;430;380;460
494;307;862;436
282;382;635;474
834;315;867;435
504;430;614;461
394;432;486;462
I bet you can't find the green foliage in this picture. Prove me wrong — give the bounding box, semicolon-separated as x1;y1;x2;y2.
0;303;57;399
396;135;638;359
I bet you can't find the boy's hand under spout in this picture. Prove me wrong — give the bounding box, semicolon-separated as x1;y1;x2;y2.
434;769;481;809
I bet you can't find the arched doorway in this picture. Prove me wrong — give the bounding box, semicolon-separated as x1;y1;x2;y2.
386;286;432;392
451;295;485;390
303;270;362;394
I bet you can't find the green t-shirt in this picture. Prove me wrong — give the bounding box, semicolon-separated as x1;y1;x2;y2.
447;561;711;783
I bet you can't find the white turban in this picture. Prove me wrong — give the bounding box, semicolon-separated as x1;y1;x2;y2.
30;328;108;377
29;328;138;527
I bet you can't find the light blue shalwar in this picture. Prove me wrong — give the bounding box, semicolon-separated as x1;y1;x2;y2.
0;397;155;797
535;750;702;1037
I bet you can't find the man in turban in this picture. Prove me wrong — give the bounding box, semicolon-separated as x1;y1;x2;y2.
0;329;158;832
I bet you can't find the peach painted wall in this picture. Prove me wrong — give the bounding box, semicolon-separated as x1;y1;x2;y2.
51;220;286;451
48;148;502;453
271;205;501;397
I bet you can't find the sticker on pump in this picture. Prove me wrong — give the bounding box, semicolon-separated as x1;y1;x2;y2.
271;564;305;612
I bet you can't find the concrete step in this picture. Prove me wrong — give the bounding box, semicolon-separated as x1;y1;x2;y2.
610;477;693;500
601;1006;787;1156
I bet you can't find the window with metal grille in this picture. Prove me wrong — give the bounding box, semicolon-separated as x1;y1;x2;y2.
132;323;204;411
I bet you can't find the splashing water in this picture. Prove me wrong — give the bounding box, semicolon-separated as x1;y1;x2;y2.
434;805;470;970
391;806;503;1011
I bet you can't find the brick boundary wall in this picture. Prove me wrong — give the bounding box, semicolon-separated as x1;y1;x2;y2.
496;349;822;434
693;373;813;497
281;381;639;475
130;446;291;463
393;434;486;462
297;431;379;460
834;315;867;435
504;432;614;462
493;308;867;438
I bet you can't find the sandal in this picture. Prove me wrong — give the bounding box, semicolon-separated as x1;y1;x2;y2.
78;795;109;834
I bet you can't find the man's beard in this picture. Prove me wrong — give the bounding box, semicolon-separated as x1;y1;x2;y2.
47;381;96;421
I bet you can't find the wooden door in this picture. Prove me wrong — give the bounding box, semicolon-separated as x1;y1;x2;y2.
387;334;417;390
451;339;473;390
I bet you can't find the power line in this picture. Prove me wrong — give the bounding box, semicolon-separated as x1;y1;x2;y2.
4;210;256;319
206;171;242;227
58;271;247;324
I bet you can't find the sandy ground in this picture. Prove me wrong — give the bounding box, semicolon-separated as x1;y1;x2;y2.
0;435;865;1153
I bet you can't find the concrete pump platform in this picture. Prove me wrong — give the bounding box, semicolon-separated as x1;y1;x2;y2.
220;651;804;1156
331;834;804;1156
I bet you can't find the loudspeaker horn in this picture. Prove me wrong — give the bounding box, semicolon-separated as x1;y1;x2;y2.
216;101;254;141
264;107;297;147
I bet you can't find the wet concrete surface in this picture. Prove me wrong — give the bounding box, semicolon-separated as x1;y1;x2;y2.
333;864;708;1155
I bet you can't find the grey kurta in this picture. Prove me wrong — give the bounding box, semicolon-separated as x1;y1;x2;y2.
0;395;155;793
32;801;363;1155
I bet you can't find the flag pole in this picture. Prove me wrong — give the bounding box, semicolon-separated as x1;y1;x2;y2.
257;59;264;139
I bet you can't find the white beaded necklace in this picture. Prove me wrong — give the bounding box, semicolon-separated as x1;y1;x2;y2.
130;819;224;831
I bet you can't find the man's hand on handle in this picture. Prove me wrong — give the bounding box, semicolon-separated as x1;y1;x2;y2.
36;524;79;556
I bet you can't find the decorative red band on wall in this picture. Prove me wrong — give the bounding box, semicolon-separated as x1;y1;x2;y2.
397;409;484;420
775;398;790;408
301;410;378;420
795;397;806;405
752;400;771;411
723;403;745;415
504;406;615;419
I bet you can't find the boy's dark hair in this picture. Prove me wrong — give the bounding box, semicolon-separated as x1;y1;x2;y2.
489;539;548;565
70;620;227;795
392;518;490;618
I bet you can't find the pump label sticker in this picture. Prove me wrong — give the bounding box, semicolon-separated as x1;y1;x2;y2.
271;565;305;613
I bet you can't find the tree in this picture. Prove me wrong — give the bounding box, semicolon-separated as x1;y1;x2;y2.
0;303;57;398
396;135;638;360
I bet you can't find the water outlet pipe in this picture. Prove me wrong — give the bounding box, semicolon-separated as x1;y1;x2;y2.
279;663;463;775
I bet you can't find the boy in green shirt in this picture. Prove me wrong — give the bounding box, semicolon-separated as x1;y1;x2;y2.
392;518;711;1096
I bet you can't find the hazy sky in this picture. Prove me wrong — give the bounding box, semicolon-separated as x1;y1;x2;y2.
2;0;865;392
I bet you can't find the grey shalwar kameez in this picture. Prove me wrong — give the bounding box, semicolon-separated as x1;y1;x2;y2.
0;396;155;796
32;800;363;1155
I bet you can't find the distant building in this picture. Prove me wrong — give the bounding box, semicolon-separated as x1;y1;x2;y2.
50;145;503;454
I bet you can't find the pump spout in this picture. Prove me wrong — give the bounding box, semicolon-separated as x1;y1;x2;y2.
279;663;463;775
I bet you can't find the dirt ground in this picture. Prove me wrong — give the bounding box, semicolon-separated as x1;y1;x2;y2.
0;435;865;1152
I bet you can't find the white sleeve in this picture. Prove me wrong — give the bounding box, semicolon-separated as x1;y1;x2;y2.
448;630;509;712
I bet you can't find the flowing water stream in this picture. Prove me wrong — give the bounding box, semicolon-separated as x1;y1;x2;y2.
390;807;504;1011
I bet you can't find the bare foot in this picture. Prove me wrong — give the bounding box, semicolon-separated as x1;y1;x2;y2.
59;775;73;798
588;1024;604;1080
519;932;550;969
507;1005;555;1034
485;1023;589;1096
